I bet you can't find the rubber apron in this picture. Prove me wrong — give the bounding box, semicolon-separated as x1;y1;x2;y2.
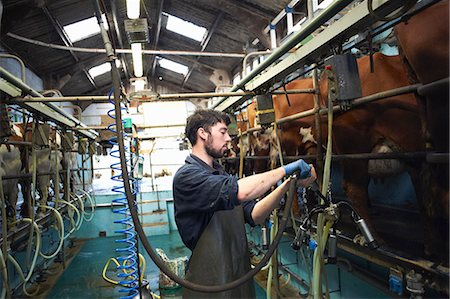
183;206;256;298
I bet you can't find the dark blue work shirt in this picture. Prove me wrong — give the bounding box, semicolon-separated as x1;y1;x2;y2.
173;154;256;250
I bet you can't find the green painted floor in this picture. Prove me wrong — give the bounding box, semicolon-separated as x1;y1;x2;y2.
45;231;267;299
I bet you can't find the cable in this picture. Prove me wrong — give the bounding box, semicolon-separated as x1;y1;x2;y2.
7;218;42;297
38;205;64;259
77;189;95;222
70;193;85;230
58;199;81;239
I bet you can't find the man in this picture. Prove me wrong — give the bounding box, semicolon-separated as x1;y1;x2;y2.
173;109;316;298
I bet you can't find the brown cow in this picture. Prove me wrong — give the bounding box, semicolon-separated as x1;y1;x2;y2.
395;0;449;259
395;0;449;152
272;53;447;259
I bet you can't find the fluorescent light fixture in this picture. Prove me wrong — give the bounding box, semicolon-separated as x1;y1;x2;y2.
158;58;188;75
126;0;140;19
131;43;143;77
88;62;111;78
64;14;108;43
318;0;333;10
164;12;207;42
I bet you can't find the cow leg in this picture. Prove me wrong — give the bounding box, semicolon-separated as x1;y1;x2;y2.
409;162;449;263
19;178;33;218
340;161;382;245
36;175;50;217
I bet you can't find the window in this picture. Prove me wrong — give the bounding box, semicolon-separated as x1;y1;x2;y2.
313;0;334;11
158;58;189;75
232;74;241;86
64;14;108;43
291;17;307;32
164;12;207;42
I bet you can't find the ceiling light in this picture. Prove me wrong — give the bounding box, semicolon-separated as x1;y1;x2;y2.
131;43;143;77
126;0;140;19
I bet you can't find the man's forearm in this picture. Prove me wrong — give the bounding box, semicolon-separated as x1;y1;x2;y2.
251;178;291;224
237;167;286;201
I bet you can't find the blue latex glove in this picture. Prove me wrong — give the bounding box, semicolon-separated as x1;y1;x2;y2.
283;159;311;178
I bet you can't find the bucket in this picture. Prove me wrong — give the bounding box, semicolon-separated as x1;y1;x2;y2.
156;248;187;299
160;285;183;299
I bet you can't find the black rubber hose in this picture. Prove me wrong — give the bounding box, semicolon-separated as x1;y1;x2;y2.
91;0;297;292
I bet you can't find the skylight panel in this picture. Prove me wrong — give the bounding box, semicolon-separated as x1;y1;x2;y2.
88;60;121;78
88;62;111;78
164;12;207;42
158;58;189;75
64;14;108;43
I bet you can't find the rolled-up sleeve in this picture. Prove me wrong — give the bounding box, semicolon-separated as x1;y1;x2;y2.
243;201;256;226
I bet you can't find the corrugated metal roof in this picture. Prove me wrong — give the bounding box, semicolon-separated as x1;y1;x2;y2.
1;0;293;104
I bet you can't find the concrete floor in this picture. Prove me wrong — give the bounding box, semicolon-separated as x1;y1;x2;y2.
43;232;267;299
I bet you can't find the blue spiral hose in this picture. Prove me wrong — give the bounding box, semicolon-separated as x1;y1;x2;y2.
107;89;139;298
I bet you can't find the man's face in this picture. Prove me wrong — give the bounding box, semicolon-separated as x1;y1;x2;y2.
204;121;231;159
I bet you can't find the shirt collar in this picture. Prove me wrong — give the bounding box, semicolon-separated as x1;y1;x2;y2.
186;154;223;174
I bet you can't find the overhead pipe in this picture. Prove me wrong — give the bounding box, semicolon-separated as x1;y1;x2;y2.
212;0;354;110
0;66;97;138
276;83;421;125
7;33;246;58
12;88;315;103
235;82;421;137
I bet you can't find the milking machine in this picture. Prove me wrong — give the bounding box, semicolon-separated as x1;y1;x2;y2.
0;100;95;298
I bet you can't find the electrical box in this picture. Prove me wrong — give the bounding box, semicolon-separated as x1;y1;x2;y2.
255;94;275;125
124;18;150;44
325;53;362;110
123;118;133;134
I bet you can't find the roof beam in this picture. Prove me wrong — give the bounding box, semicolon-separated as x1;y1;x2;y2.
181;11;224;89
41;5;97;90
147;0;164;80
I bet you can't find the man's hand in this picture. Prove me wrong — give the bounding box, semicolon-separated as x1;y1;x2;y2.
283;159;311;177
297;164;317;187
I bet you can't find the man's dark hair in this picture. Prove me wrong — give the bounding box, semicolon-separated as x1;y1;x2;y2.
185;109;230;145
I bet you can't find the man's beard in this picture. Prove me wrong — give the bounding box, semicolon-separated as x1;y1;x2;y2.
205;138;224;159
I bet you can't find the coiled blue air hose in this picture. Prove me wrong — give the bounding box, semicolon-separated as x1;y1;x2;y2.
107;89;139;298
